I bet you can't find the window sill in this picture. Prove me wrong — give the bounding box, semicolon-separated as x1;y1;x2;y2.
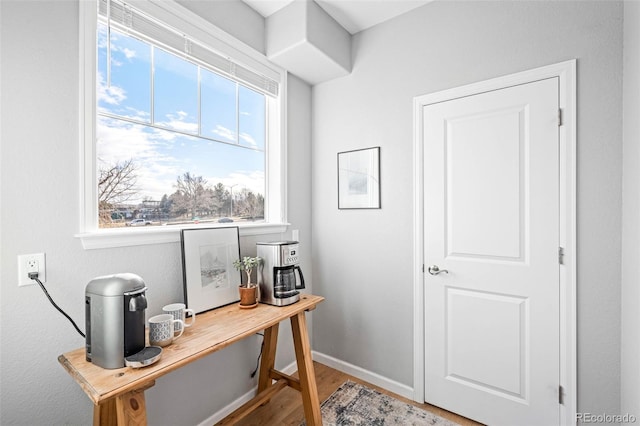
75;222;289;250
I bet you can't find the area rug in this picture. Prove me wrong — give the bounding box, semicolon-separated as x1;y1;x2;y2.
301;380;460;425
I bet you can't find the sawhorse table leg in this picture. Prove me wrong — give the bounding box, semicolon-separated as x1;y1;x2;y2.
257;323;279;395
255;311;322;425
291;311;322;425
93;382;154;426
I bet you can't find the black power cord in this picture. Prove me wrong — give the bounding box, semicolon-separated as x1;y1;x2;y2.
30;273;85;338
250;332;265;378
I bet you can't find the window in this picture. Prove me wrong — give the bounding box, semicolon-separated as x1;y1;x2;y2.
79;0;287;248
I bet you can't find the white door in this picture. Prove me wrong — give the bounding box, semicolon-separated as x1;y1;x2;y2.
423;78;560;425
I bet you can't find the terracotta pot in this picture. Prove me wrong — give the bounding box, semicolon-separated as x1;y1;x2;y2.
239;285;258;308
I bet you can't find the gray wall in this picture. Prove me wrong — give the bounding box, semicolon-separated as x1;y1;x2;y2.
1;0;634;423
312;0;624;416
622;0;640;420
0;1;312;425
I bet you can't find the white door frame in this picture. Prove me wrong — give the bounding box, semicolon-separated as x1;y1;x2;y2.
412;60;577;425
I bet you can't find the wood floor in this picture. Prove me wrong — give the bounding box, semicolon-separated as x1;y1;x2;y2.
228;362;482;425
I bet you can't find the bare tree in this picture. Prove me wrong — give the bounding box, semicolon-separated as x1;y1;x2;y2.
98;159;139;225
169;191;188;218
173;172;210;219
235;189;264;220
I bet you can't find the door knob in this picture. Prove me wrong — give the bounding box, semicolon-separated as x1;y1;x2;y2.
428;265;448;275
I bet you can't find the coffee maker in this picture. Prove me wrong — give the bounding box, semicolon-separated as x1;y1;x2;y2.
257;241;305;306
85;273;147;369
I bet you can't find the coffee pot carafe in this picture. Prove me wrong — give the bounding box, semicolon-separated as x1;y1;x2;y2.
257;241;305;306
274;265;305;299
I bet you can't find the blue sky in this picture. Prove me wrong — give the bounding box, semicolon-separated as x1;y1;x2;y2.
96;25;265;204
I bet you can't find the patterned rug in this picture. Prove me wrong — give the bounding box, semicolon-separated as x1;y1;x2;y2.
302;380;460;425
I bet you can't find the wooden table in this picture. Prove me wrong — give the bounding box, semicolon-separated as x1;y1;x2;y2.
59;294;324;425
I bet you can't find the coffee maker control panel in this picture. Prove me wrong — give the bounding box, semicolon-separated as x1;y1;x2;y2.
282;244;299;266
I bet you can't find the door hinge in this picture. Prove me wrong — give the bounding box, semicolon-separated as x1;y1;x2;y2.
558;247;565;265
559;385;565;405
558;108;563;127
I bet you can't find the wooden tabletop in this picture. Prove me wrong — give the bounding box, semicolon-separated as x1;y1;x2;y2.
59;294;324;405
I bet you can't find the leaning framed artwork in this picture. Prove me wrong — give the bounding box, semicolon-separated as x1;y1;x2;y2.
337;147;381;209
181;227;242;314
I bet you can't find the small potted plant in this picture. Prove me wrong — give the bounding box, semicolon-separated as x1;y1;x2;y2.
233;256;261;308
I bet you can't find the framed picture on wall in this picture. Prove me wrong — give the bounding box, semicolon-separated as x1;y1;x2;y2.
181;227;242;313
338;147;381;209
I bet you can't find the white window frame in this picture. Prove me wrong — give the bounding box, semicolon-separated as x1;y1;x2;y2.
77;0;288;249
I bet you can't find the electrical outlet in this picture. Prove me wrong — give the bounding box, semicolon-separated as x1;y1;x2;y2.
18;253;46;287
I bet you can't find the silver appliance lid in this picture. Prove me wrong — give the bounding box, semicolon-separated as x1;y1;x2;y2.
85;273;146;297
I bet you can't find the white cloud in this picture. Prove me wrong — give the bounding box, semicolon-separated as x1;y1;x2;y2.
157;114;198;134
122;48;136;60
97;71;127;105
211;125;237;142
107;32;139;65
239;132;257;147
206;170;265;196
125;106;150;120
97;119;154;164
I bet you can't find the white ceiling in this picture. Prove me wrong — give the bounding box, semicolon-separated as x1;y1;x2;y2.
242;0;433;34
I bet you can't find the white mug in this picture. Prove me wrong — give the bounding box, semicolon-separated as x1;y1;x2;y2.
148;314;184;347
162;303;196;334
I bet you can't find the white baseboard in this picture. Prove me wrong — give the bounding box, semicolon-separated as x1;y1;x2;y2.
312;351;415;401
196;360;298;426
